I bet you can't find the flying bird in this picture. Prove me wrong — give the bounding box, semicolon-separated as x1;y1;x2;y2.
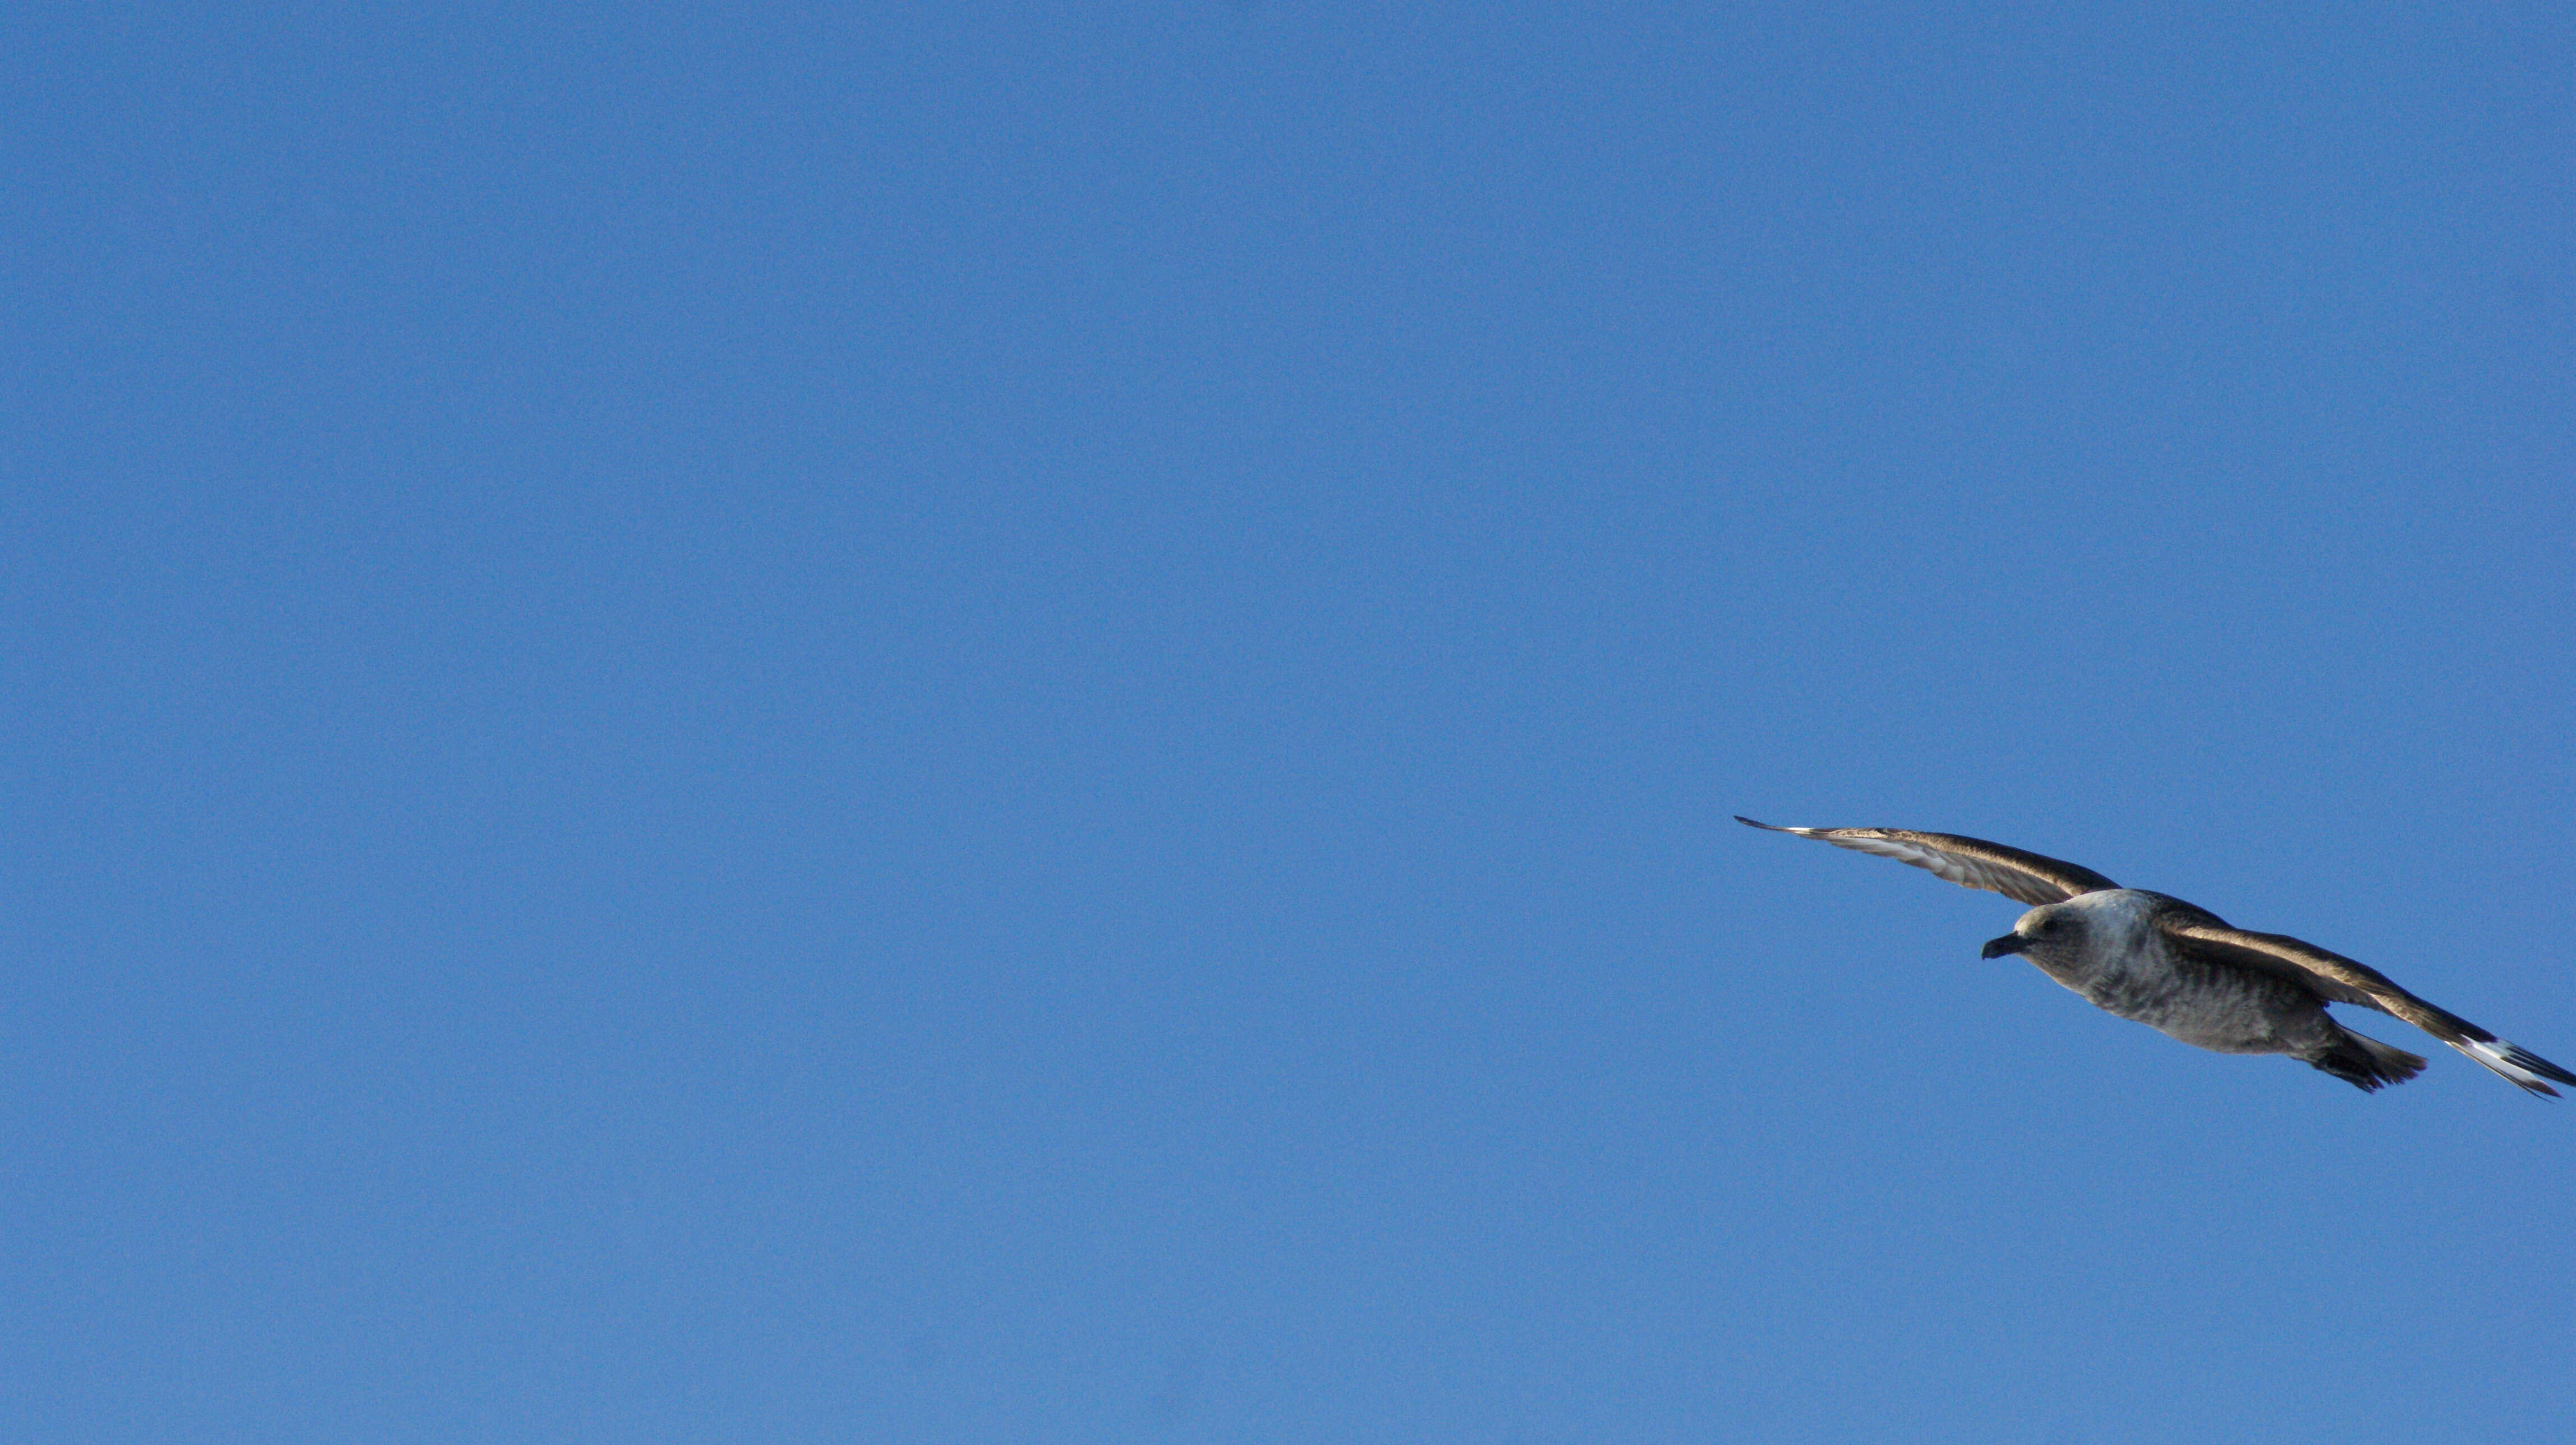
1738;817;2576;1097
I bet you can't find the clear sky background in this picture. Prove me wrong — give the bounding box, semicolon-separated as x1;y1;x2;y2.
4;4;2570;1442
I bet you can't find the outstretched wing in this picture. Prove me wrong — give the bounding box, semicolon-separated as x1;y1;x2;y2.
1735;817;2118;906
2156;912;2576;1098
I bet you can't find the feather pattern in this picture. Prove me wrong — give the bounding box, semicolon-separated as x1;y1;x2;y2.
2155;910;2576;1096
1734;817;2117;906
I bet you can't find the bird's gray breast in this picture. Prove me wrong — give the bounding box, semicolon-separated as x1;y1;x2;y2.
2032;892;2316;1054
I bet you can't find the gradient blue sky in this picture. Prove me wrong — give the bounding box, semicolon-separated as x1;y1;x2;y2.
5;4;2570;1442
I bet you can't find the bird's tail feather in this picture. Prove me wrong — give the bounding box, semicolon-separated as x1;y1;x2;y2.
2306;1028;2427;1093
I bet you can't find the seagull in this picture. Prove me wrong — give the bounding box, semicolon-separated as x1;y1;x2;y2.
1738;817;2576;1097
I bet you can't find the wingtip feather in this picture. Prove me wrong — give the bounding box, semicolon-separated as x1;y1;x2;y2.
2501;1042;2576;1088
2459;1040;2570;1099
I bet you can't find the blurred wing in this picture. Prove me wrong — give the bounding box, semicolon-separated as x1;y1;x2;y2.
1735;817;2118;906
2156;912;2576;1098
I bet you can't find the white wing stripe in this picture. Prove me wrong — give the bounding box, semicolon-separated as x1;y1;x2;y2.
2461;1040;2562;1095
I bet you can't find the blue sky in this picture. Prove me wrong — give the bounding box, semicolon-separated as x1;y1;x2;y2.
4;3;2569;1441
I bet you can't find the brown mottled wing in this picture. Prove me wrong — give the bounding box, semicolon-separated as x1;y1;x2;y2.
2155;911;2473;1038
1735;817;2118;906
2154;910;2576;1096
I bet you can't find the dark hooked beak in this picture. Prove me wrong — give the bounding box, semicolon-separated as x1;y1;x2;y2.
1980;933;2029;959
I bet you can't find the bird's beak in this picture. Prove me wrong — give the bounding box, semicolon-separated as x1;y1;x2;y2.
1981;933;2029;959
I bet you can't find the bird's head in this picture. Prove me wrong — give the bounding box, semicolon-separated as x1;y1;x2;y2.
1982;904;2072;960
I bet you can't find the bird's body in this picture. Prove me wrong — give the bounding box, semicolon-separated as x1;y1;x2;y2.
2016;890;2281;1050
2003;888;2421;1088
1740;817;2576;1097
